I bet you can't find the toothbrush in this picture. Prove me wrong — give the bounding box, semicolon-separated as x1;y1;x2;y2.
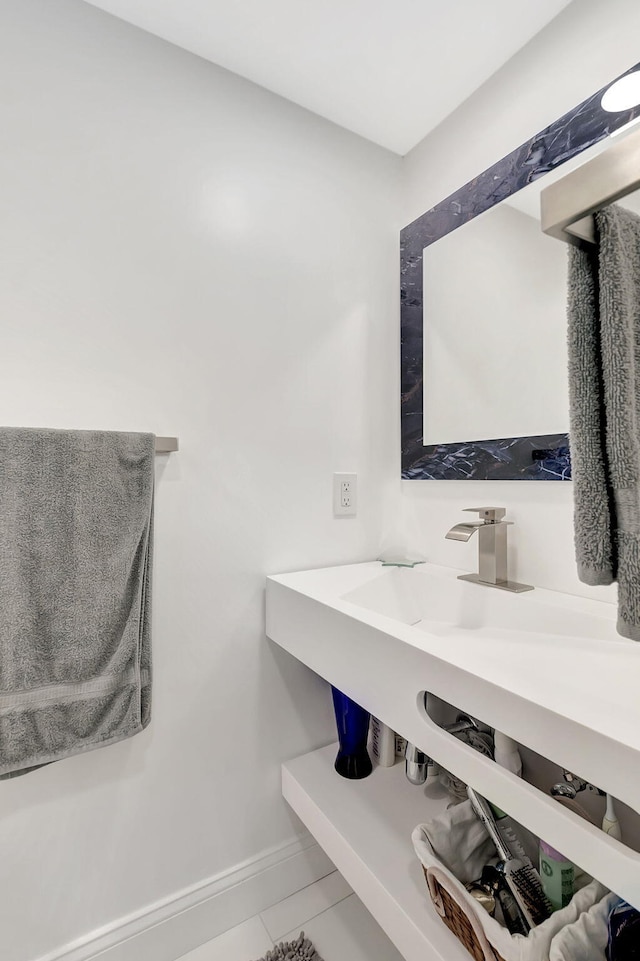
602;794;622;841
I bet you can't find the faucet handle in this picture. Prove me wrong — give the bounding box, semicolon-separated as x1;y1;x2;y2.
463;507;507;523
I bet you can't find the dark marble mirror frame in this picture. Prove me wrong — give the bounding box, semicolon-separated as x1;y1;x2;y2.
400;63;640;480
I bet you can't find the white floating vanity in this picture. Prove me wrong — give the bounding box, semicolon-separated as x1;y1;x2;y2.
266;561;640;960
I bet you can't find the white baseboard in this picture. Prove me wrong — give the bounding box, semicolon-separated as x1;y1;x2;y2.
38;835;335;961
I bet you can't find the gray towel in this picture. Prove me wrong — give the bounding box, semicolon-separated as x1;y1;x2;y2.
568;205;640;640
0;428;154;777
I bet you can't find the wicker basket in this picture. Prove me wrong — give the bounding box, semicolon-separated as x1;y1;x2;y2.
413;813;612;961
422;865;507;961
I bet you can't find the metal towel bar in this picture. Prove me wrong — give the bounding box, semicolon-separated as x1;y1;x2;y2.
155;436;179;453
540;122;640;246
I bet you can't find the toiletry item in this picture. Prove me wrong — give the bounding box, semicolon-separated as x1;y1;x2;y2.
481;865;530;937
394;733;407;759
404;742;430;785
465;881;496;917
496;859;554;931
488;802;531;866
424;757;441;787
539;839;575;911
331;687;372;780
553;774;622;841
552;791;595;824
437;722;493;804
467;787;552;929
607;899;640;961
603;794;622;841
493;731;523;777
369;717;395;767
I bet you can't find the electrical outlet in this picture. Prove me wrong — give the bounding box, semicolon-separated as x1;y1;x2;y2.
333;473;357;517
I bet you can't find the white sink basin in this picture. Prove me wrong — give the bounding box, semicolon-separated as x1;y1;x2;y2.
341;562;619;641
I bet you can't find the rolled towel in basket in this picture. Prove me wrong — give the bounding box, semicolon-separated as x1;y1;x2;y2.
549;891;618;961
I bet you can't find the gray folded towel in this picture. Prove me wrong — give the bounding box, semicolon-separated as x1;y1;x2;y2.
0;428;155;777
568;205;640;640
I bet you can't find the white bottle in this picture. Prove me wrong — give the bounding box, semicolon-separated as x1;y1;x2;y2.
602;794;622;841
494;731;523;777
394;733;407;759
370;717;396;767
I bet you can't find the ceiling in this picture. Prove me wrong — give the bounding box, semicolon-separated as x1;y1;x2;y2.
80;0;573;155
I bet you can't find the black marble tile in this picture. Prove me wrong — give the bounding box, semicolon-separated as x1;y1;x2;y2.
401;63;640;480
403;436;571;481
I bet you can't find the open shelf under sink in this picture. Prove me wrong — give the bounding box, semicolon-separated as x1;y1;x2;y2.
282;744;469;961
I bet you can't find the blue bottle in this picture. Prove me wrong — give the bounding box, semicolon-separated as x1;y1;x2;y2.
331;686;372;779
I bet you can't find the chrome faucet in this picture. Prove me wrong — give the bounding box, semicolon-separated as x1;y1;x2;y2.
445;506;533;593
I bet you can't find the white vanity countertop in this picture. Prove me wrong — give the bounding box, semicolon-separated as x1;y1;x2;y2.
267;561;640;909
269;560;633;753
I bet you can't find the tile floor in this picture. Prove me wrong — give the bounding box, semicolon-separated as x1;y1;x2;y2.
176;870;404;961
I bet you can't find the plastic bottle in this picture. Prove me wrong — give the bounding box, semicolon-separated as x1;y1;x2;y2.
488;802;533;866
603;794;622;841
369;717;396;767
539;839;575;911
493;731;523;777
394;733;407;759
331;687;372;780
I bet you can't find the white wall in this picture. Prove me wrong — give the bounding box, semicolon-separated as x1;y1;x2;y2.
400;0;640;599
0;3;401;959
6;0;640;956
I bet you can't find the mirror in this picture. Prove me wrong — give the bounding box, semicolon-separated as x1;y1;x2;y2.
422;185;568;446
400;63;640;480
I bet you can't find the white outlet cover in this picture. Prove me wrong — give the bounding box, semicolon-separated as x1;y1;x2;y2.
333;473;357;517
